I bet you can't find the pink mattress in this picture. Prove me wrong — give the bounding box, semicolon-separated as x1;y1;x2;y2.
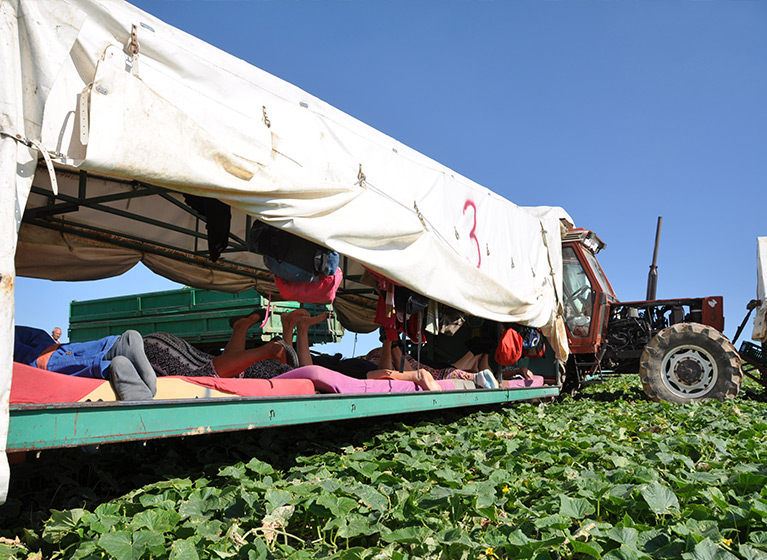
502;375;545;389
275;365;461;393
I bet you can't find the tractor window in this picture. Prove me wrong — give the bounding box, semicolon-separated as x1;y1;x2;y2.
581;249;615;298
562;246;594;337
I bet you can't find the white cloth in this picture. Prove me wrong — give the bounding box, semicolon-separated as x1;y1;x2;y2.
753;237;767;342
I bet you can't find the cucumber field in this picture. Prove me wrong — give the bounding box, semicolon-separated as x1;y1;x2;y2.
1;377;766;559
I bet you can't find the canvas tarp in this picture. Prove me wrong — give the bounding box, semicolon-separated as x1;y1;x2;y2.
4;0;574;332
1;0;575;500
753;237;767;342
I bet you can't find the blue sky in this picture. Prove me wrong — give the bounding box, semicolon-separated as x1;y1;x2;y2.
16;0;766;357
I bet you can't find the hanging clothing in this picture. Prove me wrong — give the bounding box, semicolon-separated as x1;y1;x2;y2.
184;194;231;262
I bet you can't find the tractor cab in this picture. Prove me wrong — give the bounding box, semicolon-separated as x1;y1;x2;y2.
561;229;618;354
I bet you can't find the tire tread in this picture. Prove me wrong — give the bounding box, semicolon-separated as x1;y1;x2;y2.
639;322;742;403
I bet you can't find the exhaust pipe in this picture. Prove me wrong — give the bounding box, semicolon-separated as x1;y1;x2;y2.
646;216;663;300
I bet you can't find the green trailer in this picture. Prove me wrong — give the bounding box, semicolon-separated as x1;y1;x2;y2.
69;288;343;354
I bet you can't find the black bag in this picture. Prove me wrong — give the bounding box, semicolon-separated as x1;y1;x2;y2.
394;286;429;316
184;195;231;262
248;221;339;280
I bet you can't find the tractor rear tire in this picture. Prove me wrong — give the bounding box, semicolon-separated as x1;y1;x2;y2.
639;323;742;404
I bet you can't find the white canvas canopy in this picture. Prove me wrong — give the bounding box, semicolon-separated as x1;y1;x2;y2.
753;237;767;342
0;0;573;501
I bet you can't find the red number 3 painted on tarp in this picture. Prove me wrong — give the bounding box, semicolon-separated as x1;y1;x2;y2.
463;200;481;268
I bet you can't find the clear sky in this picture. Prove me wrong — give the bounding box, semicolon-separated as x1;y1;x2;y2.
15;0;766;358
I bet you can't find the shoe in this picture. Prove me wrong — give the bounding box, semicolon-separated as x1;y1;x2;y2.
229;308;267;328
474;369;500;389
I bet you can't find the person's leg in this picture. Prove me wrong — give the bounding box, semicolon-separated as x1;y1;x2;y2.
472;352;500;389
444;367;476;381
224;310;267;354
478;353;490;372
366;368;442;391
385;343;440;375
106;330;157;396
503;366;533;380
294;313;327;366
378;341;395;369
390;345;421;372
278;309;310;350
211;341;287;378
107;356;154;400
452;351;481;372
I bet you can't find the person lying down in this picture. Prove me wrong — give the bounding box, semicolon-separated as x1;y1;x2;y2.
281;309;442;391
365;338;501;389
143;309;443;391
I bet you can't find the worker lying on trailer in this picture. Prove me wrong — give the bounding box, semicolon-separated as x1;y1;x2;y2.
141;309;294;380
365;337;500;389
279;309;443;391
14;326;157;401
142;308;444;391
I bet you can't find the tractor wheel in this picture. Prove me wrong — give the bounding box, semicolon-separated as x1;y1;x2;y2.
639;323;742;403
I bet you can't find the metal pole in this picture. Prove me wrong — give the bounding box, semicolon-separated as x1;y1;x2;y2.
646;216;663;301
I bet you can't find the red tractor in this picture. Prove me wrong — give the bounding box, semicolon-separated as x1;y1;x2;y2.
560;228;743;403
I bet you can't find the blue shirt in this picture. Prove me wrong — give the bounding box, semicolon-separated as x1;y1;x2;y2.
14;326;120;379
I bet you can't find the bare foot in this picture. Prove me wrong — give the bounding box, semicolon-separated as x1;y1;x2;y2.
268;340;287;364
296;312;328;331
502;367;533;380
232;309;265;330
417;369;442;392
280;308;310;336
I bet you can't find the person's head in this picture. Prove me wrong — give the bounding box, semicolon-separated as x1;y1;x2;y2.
51;327;62;341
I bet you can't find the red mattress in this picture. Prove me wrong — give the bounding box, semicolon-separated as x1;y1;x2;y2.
10;362;315;404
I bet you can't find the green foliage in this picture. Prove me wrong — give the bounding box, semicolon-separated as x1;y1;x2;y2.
2;376;766;559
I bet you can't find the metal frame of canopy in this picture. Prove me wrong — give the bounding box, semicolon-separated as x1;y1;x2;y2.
10;165;562;453
22;165;378;301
